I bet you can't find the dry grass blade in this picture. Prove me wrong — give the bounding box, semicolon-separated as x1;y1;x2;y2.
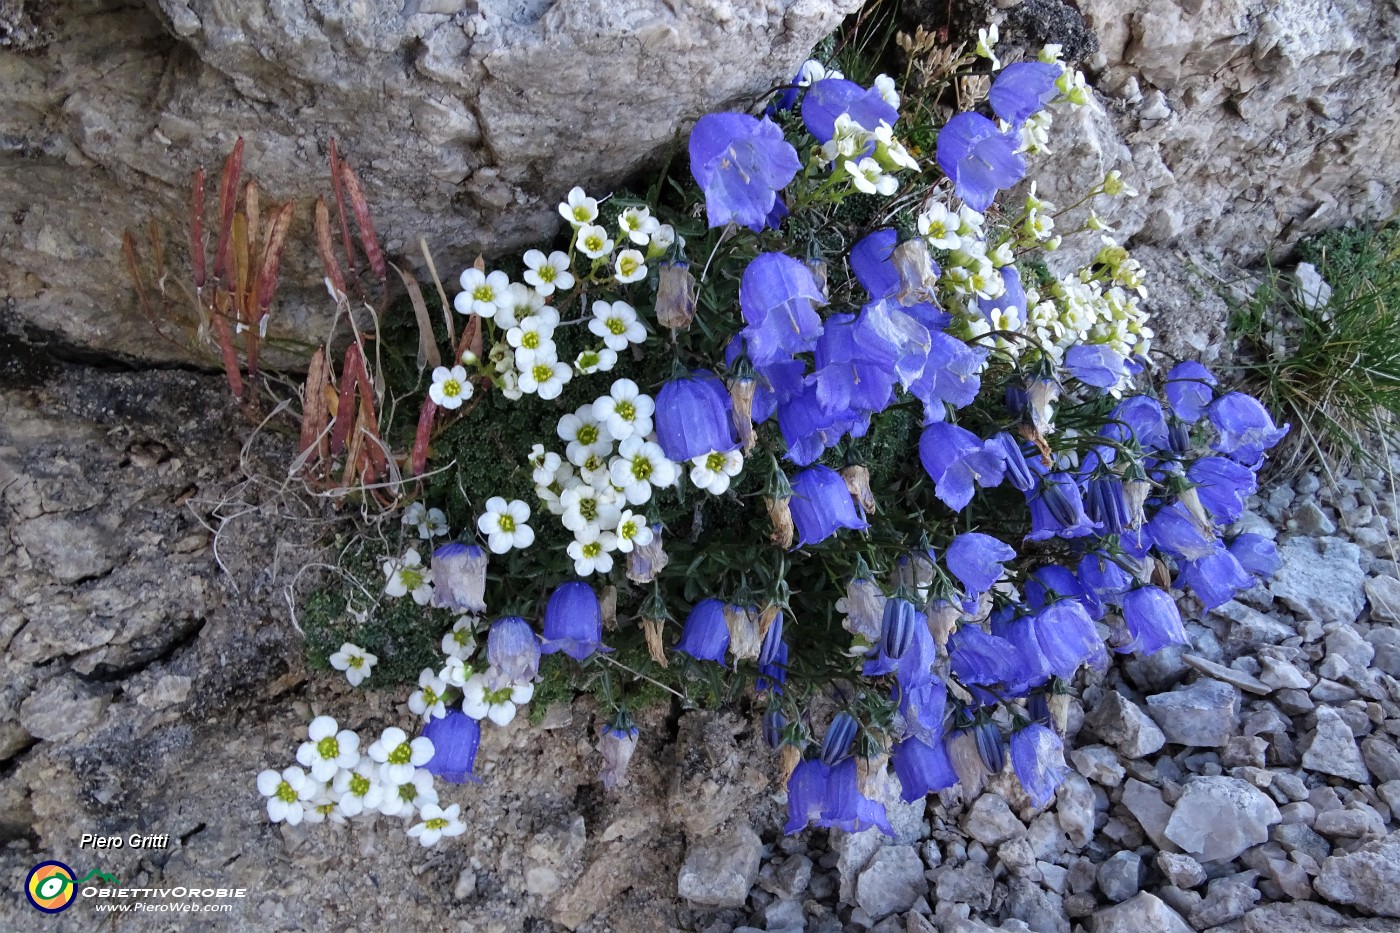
213;138;244;286
122;232;153;322
339;159;386;283
392;262;442;372
420;236;455;347
314;197;346;296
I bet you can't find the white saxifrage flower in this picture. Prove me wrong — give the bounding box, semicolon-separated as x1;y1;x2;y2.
689;449;744;495
918;202;962;250
576;223;614;259
613;249;647;284
477;497;535;554
506;307;560;367
379;769;438;819
610;436;678;505
557;407;613;466
332;763;385;818
455;268;512;319
573;346;618;375
618;206;660;245
384;548;433;605
612;510;654;554
873;73;900;109
329;642;378;686
560;483;622;535
257;766;317;825
568;526;619;576
646;223;677;260
846;158;898;196
592;379;655;440
429;365;474;410
559;186;598;227
303;793;346;825
495;281;542;330
461;671;535;726
517;353;572;400
408;803;468;847
367;726;435;787
409;667;449;723
588;300;646;351
296;715;362;782
522;249;575;296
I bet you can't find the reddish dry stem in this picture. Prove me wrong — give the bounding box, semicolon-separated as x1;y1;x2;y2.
212;138;244;286
328;139;358;279
255;201;294;316
339;160;386;283
411;398;437;476
328;343;361;455
314;197;345;296
209;310;245;401
299;348;331;460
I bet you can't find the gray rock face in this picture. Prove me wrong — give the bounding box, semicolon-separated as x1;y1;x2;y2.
1301;707;1371;783
1070;745;1126;787
935;862;995;912
1090;892;1194;933
677;824;763;907
1189;877;1261;928
1121;779;1178;853
1362;736;1400;784
854;846;928;919
1146;679;1240;747
1;0;859;364
1314;834;1400;917
1097;851;1142;903
1164;777;1282;863
1366;576;1400;625
1056;773;1099;849
1270;537;1367;625
963;793;1026;847
1156;852;1206;889
1084;692;1166;757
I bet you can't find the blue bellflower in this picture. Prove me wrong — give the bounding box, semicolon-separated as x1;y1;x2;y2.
1083;475;1130;535
739;252;827;367
1108;395;1170;452
950;625;1039;704
1026;472;1101;541
1207;392;1290;467
812;312;900;415
1230;533;1281;580
1010;722;1069;808
819;757;895;836
1188;456;1257;524
777;385;867;466
1119;585;1188;655
674;599;731;663
892;735;958;801
1032;600;1109;679
422;711;482;784
1065;343;1126;389
540;582;612;660
1078;552;1135;607
850;228;900;300
1179;544;1254;610
788;465;868;548
431;542;488;614
909;331;988;424
945;532;1016;607
919;422;1007;511
689;113;801;231
654;370;739;463
1165;361;1217;423
880;597;918;660
488;616;542;682
989;431;1036;492
802;78;900;142
989;61;1063;127
821;712;859;765
1147;501;1217;561
935;112;1026;212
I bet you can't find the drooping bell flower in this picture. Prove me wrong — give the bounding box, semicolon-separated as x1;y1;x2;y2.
802;78;900;142
598;714;640;790
936;111;1026;212
758;609;786;667
626;523;669;583
880;597;918;660
1147;501;1218;561
422;711;482;784
689;113;801;231
431;542;488;613
1065;343;1126;390
945;533;1016;607
1179;543;1254;610
1165;361;1217;423
821;712;859;765
1207;392;1290;467
1187;456;1257;524
487;616;542;683
654;261;697;331
674;598;730;663
1077;552;1135;607
540;582;611;661
839;575;886;642
850;228;900;300
950;625;1036;704
776;385;858;465
654;370;739;463
819;757;895;836
1108;395;1169;452
756;638;788;695
1033;600;1108;679
859;300;934;392
812;312;900;415
739;252;827;367
973;720;1005;775
920;422;1007;512
892;735;958;801
763;708;787;750
1010;722;1069;808
1083;475;1130;535
989;61;1062;127
1026;472;1101;541
1119;585;1188;655
1025;565;1094;612
784;758;830;834
989;431;1036;492
789;465;868;548
1229;532;1280;580
909;331;987;424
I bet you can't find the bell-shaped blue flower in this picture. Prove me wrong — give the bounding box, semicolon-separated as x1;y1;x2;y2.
1026;472;1101;541
909;331;987;423
763;708;787;750
431;542;488;613
989;61;1062;127
1119;585;1188;655
1188;456;1257;524
946;533;1016;605
1083;475;1130;535
789;465;868;548
540;582;611;661
850;228;900;300
488;616;541;683
821;711;859;766
880;597;918;660
920;422;1007;511
1108;395;1169;451
674;599;730;662
1078;552;1134;607
1179;543;1254;610
1010;723;1069;808
756;638;788;695
973;720;1006;775
1207;392;1290;467
989;431;1036;492
689;113;801;231
1165;361;1217;423
1147;501;1217;561
893;735;958;801
802;78;900;142
950;625;1038;703
758;610;786;667
812;312;900;415
819;757;895;836
422;711;482;784
1230;532;1280;580
1032;600;1108;679
739;252;827;367
936;111;1026;212
654;370;739;463
1065;343;1126;389
784;757;830;833
777;386;864;466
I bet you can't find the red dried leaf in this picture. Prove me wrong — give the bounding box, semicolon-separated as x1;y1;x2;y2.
212;138;244;286
255;201;295;316
299;347;332;464
411;397;437;476
328;139;358;278
314;197;345;297
339;159;386;283
392;262;441;371
209;305;245;401
329;343;362;455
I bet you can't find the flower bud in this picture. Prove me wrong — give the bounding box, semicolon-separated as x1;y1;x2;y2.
763;709;787;750
766;495;795;549
654;261;696;331
757;606;785;667
642;615;668;668
820;712;858;766
841;464;876;513
729;376;757;453
880;597;918;660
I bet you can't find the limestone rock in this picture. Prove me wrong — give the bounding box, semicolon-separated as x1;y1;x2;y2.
1083;692;1166;757
1090;892;1194;933
1146;679;1240;747
1315;833;1400;917
1270;537;1367;625
854;846;928;920
1366;575;1400;625
676;823;763;907
1301;707;1370;783
1163;776;1282;863
962;793;1026;847
1096;850;1142;903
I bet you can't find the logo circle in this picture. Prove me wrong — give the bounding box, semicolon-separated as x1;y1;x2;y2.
26;861;76;913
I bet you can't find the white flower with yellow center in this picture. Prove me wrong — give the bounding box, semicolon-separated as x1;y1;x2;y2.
918;202;961;250
613;510;654;554
420;507;449;539
988;241;1015;268
441;616;479;661
588;300;645;351
518;353;572;400
568;526;618;576
798;59;842;85
846;158;898;196
507;308;560;367
439;656;468;689
576;223;614;260
462;671;535;726
257;766;317;825
558;186;598;227
618;206;660;245
1100;169;1138;198
429;364;473;410
409;667;449;723
873;124;919;172
592;379;654;440
689;449;744;495
367;726;434;787
610;436;677;505
329;642;378;687
455;268;511;319
574;345;619;375
522;249;574;297
408;803;468;847
379;768;437;819
819;114;872;166
560;482;622;536
646;224;677;260
558;406;614;466
957;205;986;237
384;548;433;605
613;249;647;284
303;792;346;826
296;715;361;782
531;448;565;486
331;763;384;818
477;497;535;554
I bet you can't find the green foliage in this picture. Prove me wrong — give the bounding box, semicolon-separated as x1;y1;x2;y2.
1229;222;1400;475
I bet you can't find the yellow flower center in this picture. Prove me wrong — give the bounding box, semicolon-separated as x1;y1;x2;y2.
585;235;604;252
275;781;298;803
631;457;653;481
531;363;553;384
441;379;462;398
577;424;599;445
316;736;340;760
619;256;640;276
473;285;494;302
539;266;557;282
705;452;725;471
620;520;637;540
348;655;364;669
615;401;635;421
388;744;412;765
582;542;602;558
426;817;449;831
522;332;540;349
573;206;591;222
349;773;370;796
400;567;425;590
498;514;516;534
607;317;627;335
